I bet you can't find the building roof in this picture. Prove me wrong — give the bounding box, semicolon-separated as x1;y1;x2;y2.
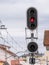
0;44;17;57
0;44;11;48
11;60;22;65
0;60;5;63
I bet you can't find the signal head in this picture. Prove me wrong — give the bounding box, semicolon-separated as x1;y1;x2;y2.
27;42;38;52
27;7;37;30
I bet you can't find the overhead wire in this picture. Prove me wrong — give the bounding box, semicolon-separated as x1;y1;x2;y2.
6;30;25;50
5;50;27;59
0;36;17;51
0;21;26;56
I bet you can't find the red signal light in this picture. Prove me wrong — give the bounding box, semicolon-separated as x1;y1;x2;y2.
30;18;34;23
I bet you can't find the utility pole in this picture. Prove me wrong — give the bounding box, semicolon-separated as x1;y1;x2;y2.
25;7;38;65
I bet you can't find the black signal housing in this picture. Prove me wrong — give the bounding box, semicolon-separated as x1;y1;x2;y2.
27;7;37;30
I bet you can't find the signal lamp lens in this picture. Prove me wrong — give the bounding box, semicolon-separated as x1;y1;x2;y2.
30;18;34;23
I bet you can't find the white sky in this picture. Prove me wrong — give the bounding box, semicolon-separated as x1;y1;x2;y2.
0;0;49;54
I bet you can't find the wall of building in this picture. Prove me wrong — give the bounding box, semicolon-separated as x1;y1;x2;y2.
0;48;16;65
20;51;49;65
0;48;5;61
0;62;4;65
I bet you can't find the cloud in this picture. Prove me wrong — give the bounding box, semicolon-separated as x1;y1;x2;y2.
0;1;49;20
0;2;49;37
0;0;49;53
0;0;17;4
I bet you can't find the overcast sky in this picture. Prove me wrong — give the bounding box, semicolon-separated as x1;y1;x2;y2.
0;0;49;55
